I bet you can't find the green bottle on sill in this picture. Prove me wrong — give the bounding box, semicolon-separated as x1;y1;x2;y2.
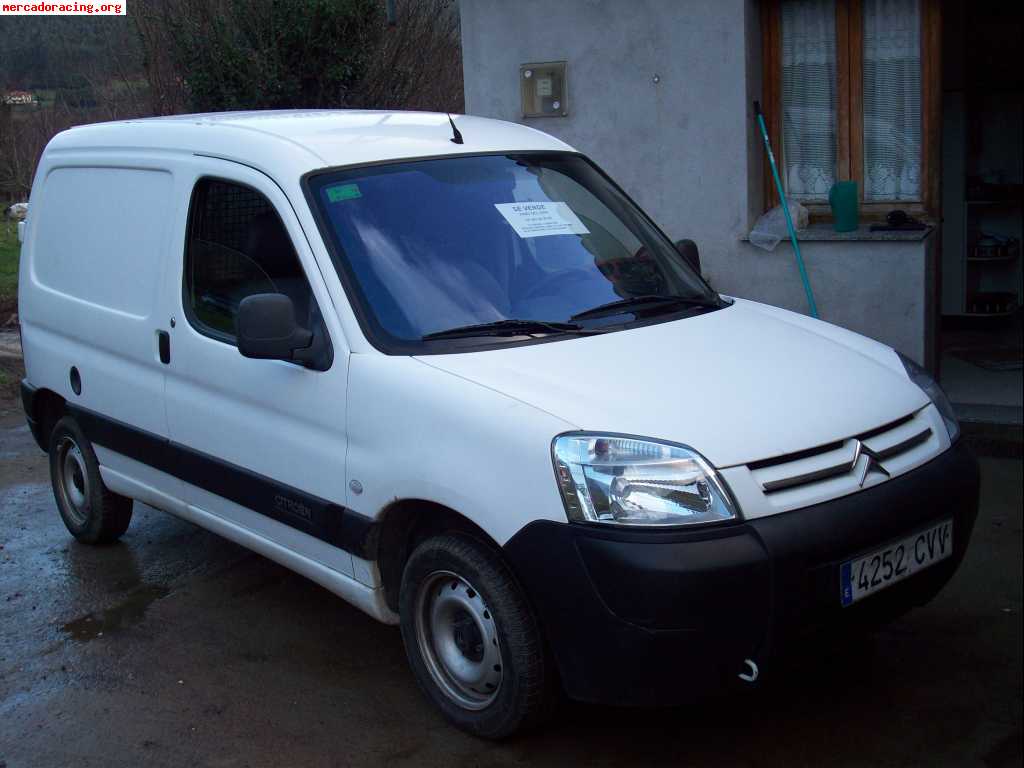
828;180;859;232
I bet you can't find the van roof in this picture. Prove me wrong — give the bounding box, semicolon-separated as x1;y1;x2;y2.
45;110;575;181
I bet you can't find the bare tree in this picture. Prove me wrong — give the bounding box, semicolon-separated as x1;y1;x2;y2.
357;0;463;112
132;0;463;114
0;105;71;200
0;11;152;200
1;0;467;201
132;0;190;115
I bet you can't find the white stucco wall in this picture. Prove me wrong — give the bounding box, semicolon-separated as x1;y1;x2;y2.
768;236;936;365
459;0;934;366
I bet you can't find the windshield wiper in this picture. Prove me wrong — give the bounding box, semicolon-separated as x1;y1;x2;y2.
570;293;722;322
422;318;601;341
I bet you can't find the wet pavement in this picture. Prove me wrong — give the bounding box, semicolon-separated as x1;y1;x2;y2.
0;403;1021;767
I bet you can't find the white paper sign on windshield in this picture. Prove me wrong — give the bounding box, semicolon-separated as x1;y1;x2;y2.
494;202;590;239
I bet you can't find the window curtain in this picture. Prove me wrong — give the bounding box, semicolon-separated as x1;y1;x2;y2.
863;0;922;201
781;0;838;201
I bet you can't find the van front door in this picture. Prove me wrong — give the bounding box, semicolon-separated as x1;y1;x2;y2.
162;161;353;577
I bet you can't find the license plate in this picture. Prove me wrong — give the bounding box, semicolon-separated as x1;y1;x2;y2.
840;520;953;607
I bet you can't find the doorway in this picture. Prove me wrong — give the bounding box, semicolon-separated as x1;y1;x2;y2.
939;0;1023;426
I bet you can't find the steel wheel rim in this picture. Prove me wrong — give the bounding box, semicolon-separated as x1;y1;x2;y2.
56;436;90;527
414;570;502;710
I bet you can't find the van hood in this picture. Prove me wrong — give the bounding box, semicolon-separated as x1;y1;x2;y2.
414;298;929;468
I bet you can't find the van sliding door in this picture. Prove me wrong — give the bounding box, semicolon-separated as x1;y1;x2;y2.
22;164;180;501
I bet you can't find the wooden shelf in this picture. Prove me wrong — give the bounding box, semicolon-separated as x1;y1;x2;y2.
962;307;1019;317
967;254;1019;263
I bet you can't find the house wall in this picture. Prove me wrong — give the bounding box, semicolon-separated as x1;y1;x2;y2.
773;235;935;366
459;0;934;365
461;0;763;292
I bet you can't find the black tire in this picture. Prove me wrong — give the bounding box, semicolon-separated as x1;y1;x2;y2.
399;532;554;739
48;416;133;545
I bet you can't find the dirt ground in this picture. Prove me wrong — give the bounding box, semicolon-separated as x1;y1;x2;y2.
0;399;1021;767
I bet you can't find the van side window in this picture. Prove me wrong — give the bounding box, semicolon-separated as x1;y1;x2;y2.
184;179;317;342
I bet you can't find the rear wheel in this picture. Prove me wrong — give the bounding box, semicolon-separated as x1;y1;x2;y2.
399;533;554;739
49;416;133;544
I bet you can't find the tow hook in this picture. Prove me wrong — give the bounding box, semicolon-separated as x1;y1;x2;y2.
738;658;759;683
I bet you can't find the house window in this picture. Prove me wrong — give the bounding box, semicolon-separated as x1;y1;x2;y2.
763;0;938;211
862;0;922;201
780;0;840;200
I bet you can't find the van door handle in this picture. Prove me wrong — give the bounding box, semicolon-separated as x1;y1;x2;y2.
157;330;171;365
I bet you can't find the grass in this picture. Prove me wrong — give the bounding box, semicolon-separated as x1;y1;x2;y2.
0;219;20;310
0;219;22;400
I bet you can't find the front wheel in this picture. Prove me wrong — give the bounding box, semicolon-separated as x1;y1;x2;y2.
399;533;554;739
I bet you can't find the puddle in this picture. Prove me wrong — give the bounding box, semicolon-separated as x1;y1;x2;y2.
61;584;171;642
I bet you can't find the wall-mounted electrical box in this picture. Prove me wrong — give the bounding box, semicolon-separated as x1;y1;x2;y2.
520;61;567;117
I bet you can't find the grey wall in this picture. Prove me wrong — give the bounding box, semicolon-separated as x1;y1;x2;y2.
778;236;935;366
460;0;934;364
461;0;763;293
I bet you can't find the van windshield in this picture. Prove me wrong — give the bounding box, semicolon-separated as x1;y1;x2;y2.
309;153;719;351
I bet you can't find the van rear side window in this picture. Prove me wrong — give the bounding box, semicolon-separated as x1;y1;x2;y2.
33;167;172;317
184;179;316;343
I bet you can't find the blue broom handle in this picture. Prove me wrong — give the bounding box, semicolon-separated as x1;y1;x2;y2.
753;101;819;319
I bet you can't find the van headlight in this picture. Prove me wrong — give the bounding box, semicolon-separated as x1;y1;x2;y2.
551;434;737;526
898;353;960;443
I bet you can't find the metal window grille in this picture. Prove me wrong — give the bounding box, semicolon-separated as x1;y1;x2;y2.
192;180;275;284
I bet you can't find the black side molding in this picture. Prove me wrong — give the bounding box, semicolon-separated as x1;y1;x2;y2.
68;404;378;559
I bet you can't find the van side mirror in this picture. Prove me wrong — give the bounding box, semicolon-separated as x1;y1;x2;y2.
675;239;701;275
237;293;314;365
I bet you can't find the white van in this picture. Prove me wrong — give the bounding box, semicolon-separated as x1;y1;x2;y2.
19;111;978;738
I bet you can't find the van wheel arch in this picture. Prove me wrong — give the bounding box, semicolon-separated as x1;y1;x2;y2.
32;389;66;450
376;500;500;613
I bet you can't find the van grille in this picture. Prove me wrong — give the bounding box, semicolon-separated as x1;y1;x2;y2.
748;412;933;495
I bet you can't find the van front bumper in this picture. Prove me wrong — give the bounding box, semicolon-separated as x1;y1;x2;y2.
503;440;979;706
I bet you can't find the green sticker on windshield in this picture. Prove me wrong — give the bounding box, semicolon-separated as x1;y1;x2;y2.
326;183;362;203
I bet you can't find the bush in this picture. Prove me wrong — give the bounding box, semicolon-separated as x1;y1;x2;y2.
164;0;384;111
138;0;463;114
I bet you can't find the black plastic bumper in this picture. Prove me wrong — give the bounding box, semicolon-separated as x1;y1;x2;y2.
20;379;47;451
503;440;980;706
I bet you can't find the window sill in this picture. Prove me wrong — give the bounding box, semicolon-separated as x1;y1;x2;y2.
742;222;934;244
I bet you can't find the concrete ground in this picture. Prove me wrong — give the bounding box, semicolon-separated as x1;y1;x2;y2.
0;404;1020;768
942;354;1022;409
